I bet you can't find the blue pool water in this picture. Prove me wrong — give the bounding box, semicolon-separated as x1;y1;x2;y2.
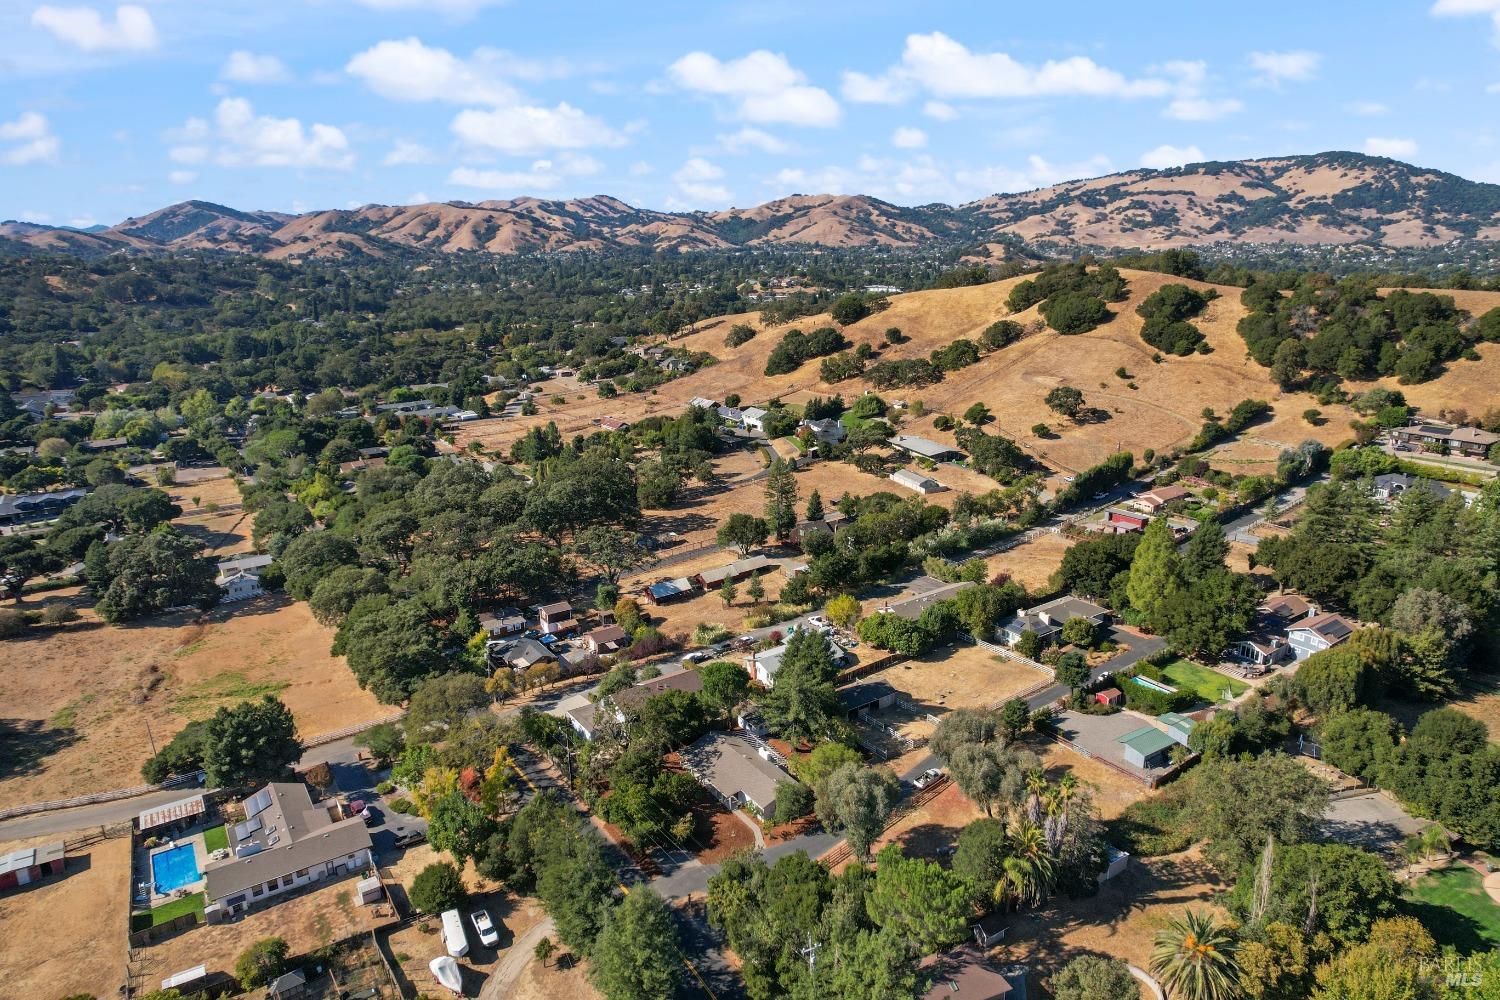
1131;675;1177;695
152;844;201;893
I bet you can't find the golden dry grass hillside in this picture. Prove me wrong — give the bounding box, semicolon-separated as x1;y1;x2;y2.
460;270;1500;477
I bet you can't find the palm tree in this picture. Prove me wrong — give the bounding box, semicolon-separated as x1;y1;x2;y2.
994;822;1055;911
1151;909;1240;1000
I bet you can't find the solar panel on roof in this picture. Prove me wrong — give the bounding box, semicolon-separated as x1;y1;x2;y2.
233;816;262;841
245;788;273;817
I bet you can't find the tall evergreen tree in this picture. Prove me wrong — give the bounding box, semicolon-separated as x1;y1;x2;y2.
764;458;799;542
805;489;824;522
1126;517;1183;629
1181;519;1228;582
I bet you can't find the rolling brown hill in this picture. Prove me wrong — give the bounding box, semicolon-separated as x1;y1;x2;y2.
5;151;1498;260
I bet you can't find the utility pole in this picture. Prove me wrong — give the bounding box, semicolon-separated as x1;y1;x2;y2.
800;934;820;970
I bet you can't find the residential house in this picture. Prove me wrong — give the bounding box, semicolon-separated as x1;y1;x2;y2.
83;436;128;452
658;357;693;374
534;601;575;635
799;418;847;445
478;609;526;639
740;407;769;434
1390;422;1500;458
0;487;88;527
644;577;699;604
598;417;631;432
716;406;744;426
1231;594;1316;669
1119;725;1177;769
0;842;65;892
501;639;555;671
581;624;628;654
1132;484;1190;513
215;553;274;603
890;469;946;494
888;435;965;462
837;680;899;721
1370;473;1450;503
792;511;848;544
997;595;1111;648
565;669;704;739
374;398;436;414
1287;612;1357;661
917;947;1016;1000
745;636;852;687
689;397;719;411
679;731;792;817
10;388;76;419
863;284;904;294
203;783;372;918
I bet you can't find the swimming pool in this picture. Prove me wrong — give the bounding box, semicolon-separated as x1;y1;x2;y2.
151;844;201;894
1130;675;1178;695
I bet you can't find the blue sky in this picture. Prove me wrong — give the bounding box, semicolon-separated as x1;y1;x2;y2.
4;0;1500;227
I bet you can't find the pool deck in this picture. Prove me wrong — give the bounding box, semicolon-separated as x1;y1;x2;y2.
137;830;211;909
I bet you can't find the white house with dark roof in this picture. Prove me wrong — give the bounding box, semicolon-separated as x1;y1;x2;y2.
215;553;274;603
1287;612;1357;661
203;783;371;917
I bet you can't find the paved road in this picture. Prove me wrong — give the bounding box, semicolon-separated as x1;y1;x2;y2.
1020;626;1168;712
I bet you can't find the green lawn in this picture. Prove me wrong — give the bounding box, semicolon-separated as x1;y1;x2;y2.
1406;865;1500;953
130;891;205;932
1161;659;1248;703
202;824;228;853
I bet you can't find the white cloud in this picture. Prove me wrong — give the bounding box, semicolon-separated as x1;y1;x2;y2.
1156;61;1242;121
1349;101;1389;115
673;156;732;203
715;127;789;154
891;126;927;149
1248;50;1322;85
383;139;434;165
668;50;840;126
449;153;600;193
922;100;958;121
845;32;1169;107
841;70;904;104
1;111;61;165
220;51;291;84
451;103;623;155
1364;136;1419;158
1431;0;1500;45
168;169;196;184
31;4;157;52
1140;143;1205;169
628;161;653;176
198;97;353;169
1165;96;1244;121
346;37;521;105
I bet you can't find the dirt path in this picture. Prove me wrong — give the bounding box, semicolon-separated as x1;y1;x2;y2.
478;915;555;1000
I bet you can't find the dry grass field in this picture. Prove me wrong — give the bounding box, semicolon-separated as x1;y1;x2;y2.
0;831;132;999
451;271;1500;491
865;644;1050;713
0;596;388;809
984;531;1075;592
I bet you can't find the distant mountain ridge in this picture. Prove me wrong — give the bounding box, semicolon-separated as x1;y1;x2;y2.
5;152;1499;261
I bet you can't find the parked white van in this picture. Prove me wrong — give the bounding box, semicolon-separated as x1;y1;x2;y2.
441;908;469;958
